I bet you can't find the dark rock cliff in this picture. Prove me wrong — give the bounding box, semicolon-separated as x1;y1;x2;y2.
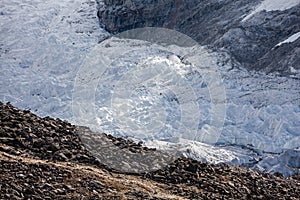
97;0;300;75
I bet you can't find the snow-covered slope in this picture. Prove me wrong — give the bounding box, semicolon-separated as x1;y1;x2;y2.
242;0;300;21
0;0;299;176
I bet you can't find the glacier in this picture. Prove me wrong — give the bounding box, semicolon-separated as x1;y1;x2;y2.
0;0;299;176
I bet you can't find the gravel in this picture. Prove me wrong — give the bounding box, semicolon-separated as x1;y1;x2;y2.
1;102;299;199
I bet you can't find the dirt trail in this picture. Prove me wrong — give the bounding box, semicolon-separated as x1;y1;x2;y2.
0;145;189;200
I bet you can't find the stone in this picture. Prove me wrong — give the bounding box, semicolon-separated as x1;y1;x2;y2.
1;102;300;199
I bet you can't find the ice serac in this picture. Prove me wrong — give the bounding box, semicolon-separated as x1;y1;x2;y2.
97;0;300;75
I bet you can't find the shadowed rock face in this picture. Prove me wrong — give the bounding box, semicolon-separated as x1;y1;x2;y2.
97;0;300;75
255;37;300;75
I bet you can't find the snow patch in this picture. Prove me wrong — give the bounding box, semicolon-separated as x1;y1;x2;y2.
242;0;300;21
275;32;300;47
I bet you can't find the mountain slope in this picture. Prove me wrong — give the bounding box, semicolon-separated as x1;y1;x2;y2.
1;102;300;199
97;0;300;75
0;0;299;177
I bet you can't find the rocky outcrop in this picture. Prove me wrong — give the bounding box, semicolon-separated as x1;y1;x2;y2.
255;37;300;75
97;0;300;75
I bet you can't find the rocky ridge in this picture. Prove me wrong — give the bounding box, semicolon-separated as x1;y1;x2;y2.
1;102;300;199
97;0;300;75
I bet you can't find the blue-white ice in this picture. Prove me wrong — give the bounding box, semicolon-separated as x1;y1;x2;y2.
0;0;109;119
0;0;299;176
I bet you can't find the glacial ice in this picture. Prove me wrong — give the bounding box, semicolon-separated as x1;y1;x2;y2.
0;0;299;176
